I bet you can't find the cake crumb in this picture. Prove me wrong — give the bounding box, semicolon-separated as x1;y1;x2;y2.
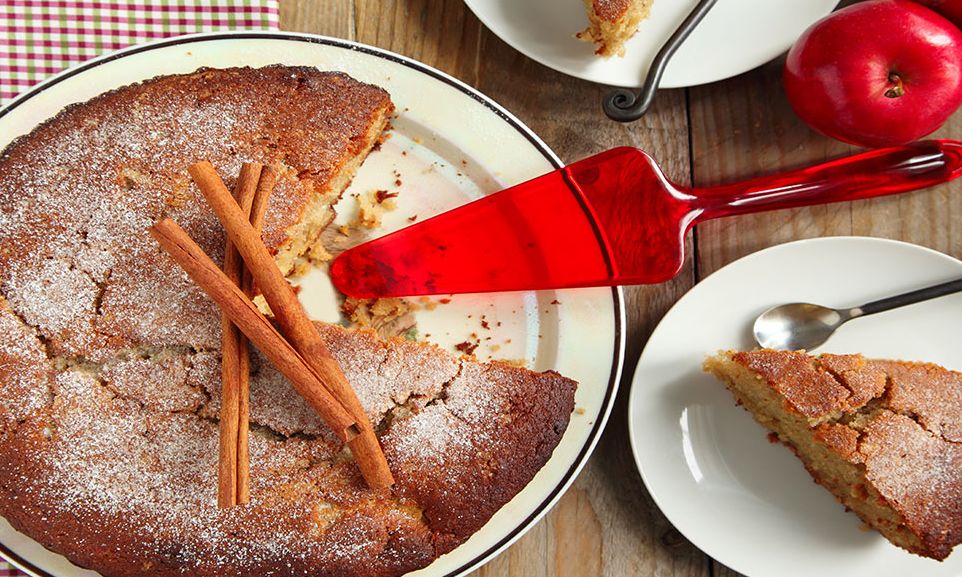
375;189;398;204
307;242;334;264
355;189;399;229
418;297;439;311
342;297;418;339
455;341;479;356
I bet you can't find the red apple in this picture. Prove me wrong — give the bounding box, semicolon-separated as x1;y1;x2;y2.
784;0;962;148
913;0;962;28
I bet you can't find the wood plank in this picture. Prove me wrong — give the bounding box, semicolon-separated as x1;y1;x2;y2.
689;58;962;577
713;565;742;577
850;111;962;256
354;0;481;77
283;2;708;575
279;0;354;38
688;58;855;277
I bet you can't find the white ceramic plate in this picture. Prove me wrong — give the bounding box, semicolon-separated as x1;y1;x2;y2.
464;0;839;88
629;237;962;577
0;32;624;577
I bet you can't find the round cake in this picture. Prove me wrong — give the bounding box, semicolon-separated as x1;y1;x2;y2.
0;67;577;577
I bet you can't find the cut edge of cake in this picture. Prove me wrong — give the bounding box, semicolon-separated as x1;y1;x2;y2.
273;96;394;279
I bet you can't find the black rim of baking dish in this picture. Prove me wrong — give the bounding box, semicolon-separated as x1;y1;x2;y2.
0;31;625;577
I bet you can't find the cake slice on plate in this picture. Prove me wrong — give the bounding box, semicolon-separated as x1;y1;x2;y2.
578;0;654;57
705;349;962;560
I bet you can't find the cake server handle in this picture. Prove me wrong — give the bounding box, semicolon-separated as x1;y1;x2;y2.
687;140;962;222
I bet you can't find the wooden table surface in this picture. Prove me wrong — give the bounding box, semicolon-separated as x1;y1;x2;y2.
281;2;962;576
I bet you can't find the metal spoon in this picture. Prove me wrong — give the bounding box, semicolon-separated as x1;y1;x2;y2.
753;277;962;350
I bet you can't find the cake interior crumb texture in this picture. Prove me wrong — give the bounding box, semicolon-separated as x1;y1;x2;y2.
704;350;962;561
579;0;653;57
0;66;579;577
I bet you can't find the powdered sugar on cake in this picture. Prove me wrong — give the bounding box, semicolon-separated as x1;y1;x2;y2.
13;323;532;572
0;301;52;430
0;67;577;577
0;67;383;358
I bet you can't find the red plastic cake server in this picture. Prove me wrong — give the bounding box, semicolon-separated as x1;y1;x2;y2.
331;140;962;297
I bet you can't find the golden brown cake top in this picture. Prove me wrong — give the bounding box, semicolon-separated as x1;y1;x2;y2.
873;359;962;443
858;408;962;560
732;350;852;421
0;66;392;360
592;0;633;21
732;350;962;560
0;306;577;576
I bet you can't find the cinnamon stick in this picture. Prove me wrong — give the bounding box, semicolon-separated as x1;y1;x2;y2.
235;164;276;504
187;161;394;490
249;165;276;233
150;219;359;444
218;162;261;508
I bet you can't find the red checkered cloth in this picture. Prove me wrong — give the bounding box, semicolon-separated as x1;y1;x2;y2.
0;0;280;103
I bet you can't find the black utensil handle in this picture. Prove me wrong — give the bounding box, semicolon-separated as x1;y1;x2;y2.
858;277;962;316
603;0;718;122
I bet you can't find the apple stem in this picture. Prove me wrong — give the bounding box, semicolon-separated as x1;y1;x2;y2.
885;72;905;98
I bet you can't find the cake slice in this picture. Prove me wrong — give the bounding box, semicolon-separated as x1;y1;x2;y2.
577;0;653;57
705;350;962;560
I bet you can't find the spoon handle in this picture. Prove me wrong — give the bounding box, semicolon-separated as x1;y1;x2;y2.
856;277;962;317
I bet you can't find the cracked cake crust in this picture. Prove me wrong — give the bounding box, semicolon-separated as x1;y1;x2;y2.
0;67;579;577
705;350;962;560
